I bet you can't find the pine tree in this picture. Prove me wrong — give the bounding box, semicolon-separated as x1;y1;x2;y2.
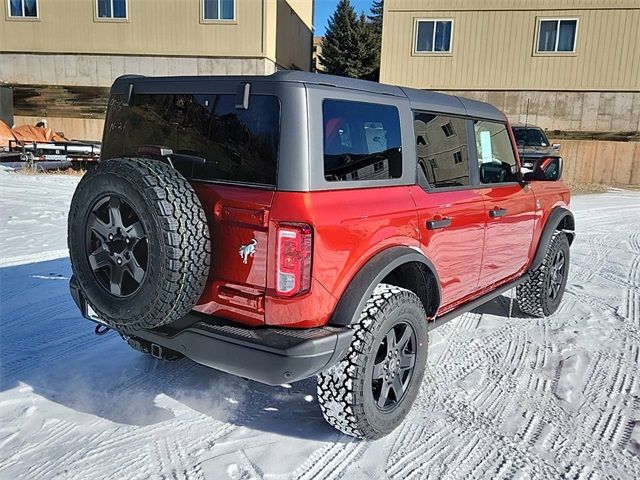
367;0;384;81
319;0;384;81
369;0;384;38
319;0;360;78
357;12;380;81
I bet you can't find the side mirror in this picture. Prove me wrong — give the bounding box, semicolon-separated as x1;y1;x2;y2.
552;143;561;152
523;155;563;182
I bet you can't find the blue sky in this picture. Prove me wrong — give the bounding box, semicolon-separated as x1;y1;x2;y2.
314;0;375;36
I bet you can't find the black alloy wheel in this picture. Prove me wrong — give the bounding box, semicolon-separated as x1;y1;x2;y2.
372;321;417;411
86;195;149;297
548;249;566;301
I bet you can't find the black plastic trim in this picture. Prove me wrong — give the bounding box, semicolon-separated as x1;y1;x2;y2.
531;207;575;270
70;279;353;385
329;246;441;327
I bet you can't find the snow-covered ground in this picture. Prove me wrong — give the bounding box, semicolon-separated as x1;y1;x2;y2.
1;170;639;479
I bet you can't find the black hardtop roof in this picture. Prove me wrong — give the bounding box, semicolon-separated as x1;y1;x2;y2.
113;71;505;121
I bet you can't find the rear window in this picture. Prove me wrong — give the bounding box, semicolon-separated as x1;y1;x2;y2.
323;99;402;182
102;93;280;186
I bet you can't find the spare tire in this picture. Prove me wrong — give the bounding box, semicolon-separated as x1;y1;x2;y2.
68;158;211;331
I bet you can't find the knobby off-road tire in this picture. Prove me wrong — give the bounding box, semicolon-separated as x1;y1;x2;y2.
317;284;429;439
517;230;570;317
68;158;211;332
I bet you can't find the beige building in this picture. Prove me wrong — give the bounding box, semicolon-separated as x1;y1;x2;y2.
312;35;323;72
0;0;314;140
380;0;640;134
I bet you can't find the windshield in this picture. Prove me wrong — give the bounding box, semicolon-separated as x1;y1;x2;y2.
512;127;549;148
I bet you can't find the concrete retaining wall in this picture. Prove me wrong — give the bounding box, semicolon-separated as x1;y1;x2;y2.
445;90;640;133
1;53;278;88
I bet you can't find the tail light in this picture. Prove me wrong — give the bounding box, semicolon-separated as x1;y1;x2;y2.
276;223;312;297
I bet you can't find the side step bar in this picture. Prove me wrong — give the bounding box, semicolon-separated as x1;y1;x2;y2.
427;274;529;331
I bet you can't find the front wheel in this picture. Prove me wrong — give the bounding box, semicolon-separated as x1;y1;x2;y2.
316;284;428;439
517;230;570;317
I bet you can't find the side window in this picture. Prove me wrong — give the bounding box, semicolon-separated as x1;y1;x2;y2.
414;112;469;188
323;100;402;182
473;120;519;184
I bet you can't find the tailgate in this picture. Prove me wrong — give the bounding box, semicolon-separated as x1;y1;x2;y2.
192;183;274;325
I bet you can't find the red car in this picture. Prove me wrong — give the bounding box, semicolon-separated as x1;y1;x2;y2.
68;72;573;439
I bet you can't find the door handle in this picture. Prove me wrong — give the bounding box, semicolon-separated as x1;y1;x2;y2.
489;207;508;218
426;217;452;230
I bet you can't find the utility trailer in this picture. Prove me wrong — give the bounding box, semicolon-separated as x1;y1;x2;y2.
4;139;101;170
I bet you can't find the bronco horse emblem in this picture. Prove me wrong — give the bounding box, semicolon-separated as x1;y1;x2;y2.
239;239;258;265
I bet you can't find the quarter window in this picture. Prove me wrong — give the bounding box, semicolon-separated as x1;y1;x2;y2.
203;0;235;20
97;0;127;19
537;19;577;52
8;0;37;17
323;100;402;182
473;120;519;184
416;20;452;53
414;112;469;188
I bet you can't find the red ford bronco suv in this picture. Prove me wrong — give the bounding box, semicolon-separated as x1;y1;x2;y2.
68;72;574;439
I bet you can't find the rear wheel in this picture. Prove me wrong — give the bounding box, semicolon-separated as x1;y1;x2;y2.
316;284;428;439
68;158;211;331
517;230;570;317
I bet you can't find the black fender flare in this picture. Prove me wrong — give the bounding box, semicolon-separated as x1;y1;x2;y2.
531;206;575;270
329;246;441;327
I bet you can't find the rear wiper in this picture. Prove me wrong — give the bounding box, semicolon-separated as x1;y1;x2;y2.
137;145;207;166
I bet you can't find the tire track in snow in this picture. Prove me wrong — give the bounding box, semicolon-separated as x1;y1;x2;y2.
3;177;640;479
294;441;367;480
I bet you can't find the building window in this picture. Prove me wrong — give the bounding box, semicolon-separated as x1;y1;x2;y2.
415;20;452;53
442;121;456;137
453;151;463;164
97;0;127;19
203;0;235;21
8;0;38;17
537;19;578;53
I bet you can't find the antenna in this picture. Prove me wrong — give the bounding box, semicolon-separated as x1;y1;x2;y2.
523;98;530;163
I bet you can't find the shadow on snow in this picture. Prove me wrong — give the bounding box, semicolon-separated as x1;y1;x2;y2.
0;257;341;442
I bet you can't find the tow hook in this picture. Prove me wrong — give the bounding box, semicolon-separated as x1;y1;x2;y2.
94;324;111;335
150;343;163;359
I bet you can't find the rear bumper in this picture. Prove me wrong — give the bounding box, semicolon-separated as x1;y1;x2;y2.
69;276;353;385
